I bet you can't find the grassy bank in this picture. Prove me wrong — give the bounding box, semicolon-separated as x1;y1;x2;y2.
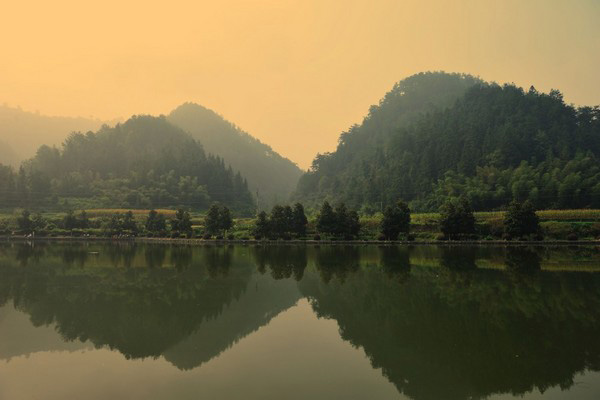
2;208;600;242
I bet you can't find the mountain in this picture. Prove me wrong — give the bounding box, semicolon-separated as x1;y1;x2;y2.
3;115;255;213
0;104;114;165
0;139;19;166
168;103;303;208
294;72;600;211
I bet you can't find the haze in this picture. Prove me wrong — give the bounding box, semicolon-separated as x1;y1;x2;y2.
1;0;599;168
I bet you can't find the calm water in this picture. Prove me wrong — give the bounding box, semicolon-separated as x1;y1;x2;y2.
1;243;600;400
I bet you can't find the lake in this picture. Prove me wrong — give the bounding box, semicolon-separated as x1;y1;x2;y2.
1;242;600;400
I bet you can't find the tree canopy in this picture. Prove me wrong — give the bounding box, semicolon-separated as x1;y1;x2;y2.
294;72;600;212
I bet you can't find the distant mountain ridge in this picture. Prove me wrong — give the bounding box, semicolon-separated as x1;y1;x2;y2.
168;103;303;208
0;104;116;165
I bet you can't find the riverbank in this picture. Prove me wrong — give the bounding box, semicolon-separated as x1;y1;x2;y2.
2;235;599;247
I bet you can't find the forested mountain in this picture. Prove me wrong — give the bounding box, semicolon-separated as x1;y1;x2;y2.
0;115;255;213
294;72;600;211
0;140;19;166
168;103;303;208
0;104;113;165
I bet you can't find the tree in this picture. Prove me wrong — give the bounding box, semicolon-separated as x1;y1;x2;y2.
171;208;191;236
381;201;411;240
269;205;288;238
31;213;47;232
63;210;78;231
78;211;90;229
316;201;337;235
205;204;221;235
17;210;33;233
346;210;361;238
503;200;540;239
205;204;232;236
292;203;308;237
252;211;270;239
219;206;233;234
334;203;349;236
146;209;166;235
439;198;475;239
122;211;139;234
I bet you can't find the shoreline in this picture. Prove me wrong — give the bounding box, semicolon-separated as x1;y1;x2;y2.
1;236;599;247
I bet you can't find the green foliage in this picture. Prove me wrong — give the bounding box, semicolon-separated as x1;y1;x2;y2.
381;201;411;240
205;204;233;236
294;72;600;212
170;208;192;235
16;210;33;233
503;201;541;239
439;198;476;239
251;203;308;239
316;202;361;238
316;201;337;235
252;211;270;239
0;115;255;214
145;209;167;236
168;103;303;208
292;203;308;237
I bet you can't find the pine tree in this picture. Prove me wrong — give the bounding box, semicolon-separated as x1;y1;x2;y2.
316;201;337;235
292;203;308;237
253;211;270;239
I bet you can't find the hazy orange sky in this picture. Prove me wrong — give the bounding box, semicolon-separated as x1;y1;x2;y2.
1;0;599;168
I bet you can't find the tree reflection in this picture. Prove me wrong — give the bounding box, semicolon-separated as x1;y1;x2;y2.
251;246;307;281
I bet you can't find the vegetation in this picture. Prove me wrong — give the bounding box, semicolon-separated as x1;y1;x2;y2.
204;204;234;237
503;201;541;240
168;103;303;207
381;201;411;240
439;198;476;240
294;72;600;212
316;202;360;239
2;202;600;241
251;203;308;240
0;115;255;214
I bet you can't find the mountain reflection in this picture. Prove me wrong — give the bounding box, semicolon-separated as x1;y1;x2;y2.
1;243;600;399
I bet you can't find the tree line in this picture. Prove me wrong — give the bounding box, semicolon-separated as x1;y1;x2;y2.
6;199;550;242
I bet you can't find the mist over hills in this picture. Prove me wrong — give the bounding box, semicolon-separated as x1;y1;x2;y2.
0;104;116;166
10;115;255;213
168;103;303;208
294;72;600;211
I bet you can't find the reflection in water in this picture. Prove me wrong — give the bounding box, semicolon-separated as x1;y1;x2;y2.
0;243;600;399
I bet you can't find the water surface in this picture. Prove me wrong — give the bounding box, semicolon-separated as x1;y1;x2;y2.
1;243;599;400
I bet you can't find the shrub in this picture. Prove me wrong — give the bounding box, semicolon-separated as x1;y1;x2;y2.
313;234;321;241
378;234;387;241
567;232;578;241
407;234;416;241
227;233;235;240
203;233;212;240
216;235;224;240
542;221;572;240
254;234;262;240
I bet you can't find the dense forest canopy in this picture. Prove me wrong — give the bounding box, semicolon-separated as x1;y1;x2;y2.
168;103;303;208
0;115;255;214
294;72;600;211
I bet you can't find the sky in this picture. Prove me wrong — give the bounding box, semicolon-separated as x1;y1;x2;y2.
1;0;599;168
